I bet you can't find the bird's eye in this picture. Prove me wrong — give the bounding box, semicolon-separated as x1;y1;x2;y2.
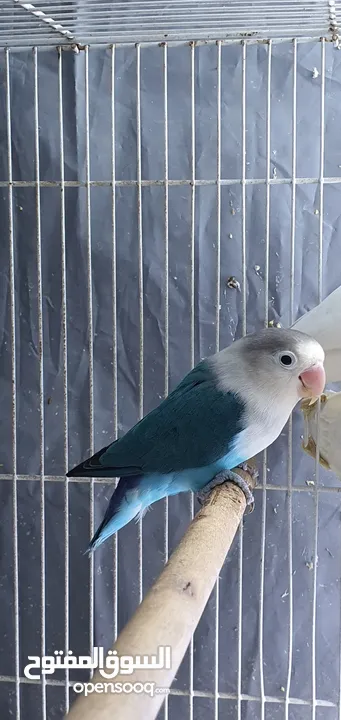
278;351;297;368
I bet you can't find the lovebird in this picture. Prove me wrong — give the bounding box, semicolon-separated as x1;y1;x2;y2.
67;328;325;552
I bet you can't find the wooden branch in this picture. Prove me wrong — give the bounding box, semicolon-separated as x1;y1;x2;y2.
65;462;257;720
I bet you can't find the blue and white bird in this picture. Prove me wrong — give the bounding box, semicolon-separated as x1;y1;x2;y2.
67;328;325;552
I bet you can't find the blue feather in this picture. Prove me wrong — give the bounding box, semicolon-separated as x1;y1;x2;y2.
68;360;245;478
87;447;245;552
67;359;248;551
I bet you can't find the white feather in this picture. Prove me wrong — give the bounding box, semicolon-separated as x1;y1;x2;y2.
301;391;341;477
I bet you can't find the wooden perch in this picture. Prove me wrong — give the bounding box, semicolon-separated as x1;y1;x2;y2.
66;462;257;720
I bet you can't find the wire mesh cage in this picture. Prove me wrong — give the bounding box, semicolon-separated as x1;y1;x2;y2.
1;0;340;46
1;1;341;719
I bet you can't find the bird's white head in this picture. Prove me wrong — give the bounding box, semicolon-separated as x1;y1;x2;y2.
209;327;326;463
238;328;325;400
212;327;326;410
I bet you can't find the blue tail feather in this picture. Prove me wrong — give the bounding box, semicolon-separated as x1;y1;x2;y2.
87;455;243;553
87;471;182;552
87;476;143;553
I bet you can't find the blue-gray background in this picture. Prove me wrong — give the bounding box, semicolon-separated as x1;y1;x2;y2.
1;40;341;719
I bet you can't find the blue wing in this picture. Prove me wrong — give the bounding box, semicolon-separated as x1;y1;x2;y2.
67;360;246;478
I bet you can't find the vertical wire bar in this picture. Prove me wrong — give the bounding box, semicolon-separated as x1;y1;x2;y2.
163;42;169;403
136;43;144;604
317;40;325;308
84;45;95;664
5;47;21;720
264;41;272;329
259;39;272;720
215;40;222;352
237;39;247;720
285;38;297;720
58;46;70;712
163;41;169;720
163;40;169;546
190;42;195;373
241;41;247;340
33;46;46;720
214;39;222;720
289;40;297;328
188;40;196;720
312;37;325;720
111;44;119;643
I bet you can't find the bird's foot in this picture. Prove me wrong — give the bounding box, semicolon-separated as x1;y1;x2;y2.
197;464;256;514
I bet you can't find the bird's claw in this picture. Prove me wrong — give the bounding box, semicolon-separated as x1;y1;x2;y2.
197;466;256;514
237;462;258;512
196;475;226;507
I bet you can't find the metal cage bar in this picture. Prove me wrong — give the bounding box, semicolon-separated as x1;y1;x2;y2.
84;44;95;670
33;46;47;720
162;40;170;720
57;44;71;715
284;36;297;720
111;43;119;645
3;176;341;188
258;38;272;720
1;0;340;46
0;672;339;708
136;42;144;605
1;473;341;493
311;37;326;720
236;40;247;720
188;40;196;720
5;45;21;720
213;38;222;720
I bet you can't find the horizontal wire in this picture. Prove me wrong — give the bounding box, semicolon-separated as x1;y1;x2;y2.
0;473;339;493
2;6;336;21
0;673;337;708
5;0;337;8
0;35;339;50
0;176;341;188
1;14;334;29
0;23;335;35
1;16;334;32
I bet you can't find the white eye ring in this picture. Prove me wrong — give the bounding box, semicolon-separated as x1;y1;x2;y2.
277;351;297;369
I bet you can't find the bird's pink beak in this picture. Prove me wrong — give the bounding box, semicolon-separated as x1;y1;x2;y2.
299;364;326;399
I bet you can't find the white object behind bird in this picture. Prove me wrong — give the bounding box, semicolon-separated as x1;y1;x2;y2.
292;285;341;383
301;392;341;477
293;285;341;473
